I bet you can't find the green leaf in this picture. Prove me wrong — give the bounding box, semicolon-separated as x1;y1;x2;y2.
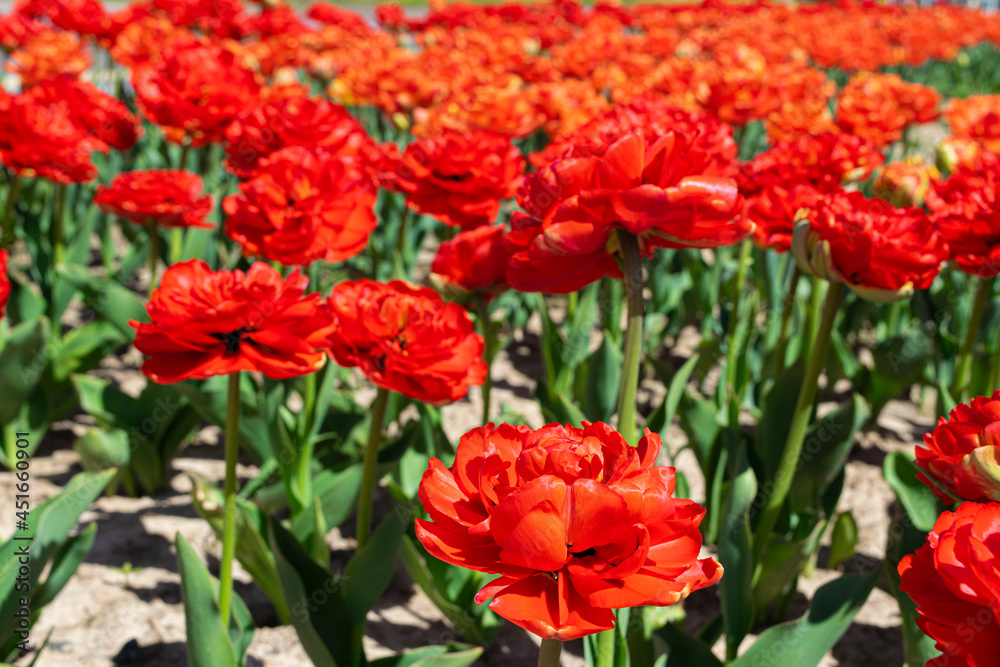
788;393;870;514
56;264;146;336
656;622;723;667
0;317;50;424
562;282;599;369
30;469;116;567
175;534;238;667
536;379;586;427
51;321;126;382
718;436;757;660
368;645;483;667
733;571;879;667
343;516;404;625
754;361;804;479
33;522;98;608
270;519;356;667
828;512;858;570
677;391;720;473
583;336;623;423
189;473;291;625
73;428;130;471
290;465;363;540
883;451;941;533
647;354;701;439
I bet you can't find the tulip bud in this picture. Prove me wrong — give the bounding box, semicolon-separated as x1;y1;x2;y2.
873;157;940;207
936;136;982;176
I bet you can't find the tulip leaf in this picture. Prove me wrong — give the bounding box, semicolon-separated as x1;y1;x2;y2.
270;519;356;667
51;321;127;383
732;570;879;667
291;465;364;541
32;522;98;610
56;263;146;336
74;428;131;471
343;516;405;625
536;378;587;427
647;354;701;440
828;511;859;570
175;534;242;667
718;434;757;660
883;451;941;533
582;335;623;423
656;622;723;667
189;473;291;625
0;316;50;424
788;393;869;514
368;645;483;667
753;361;805;479
562;282;600;370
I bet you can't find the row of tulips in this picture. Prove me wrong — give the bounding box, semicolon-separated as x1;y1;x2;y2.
3;0;1000;666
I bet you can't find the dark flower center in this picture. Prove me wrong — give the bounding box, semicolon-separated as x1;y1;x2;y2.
570;547;597;558
211;327;256;353
433;170;469;182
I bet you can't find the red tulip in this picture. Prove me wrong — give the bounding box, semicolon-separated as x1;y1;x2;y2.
898;502;1000;666
874;157;940;208
416;422;722;640
223;147;377;267
29;75;143;152
223;95;375;179
430;225;513;303
322;280;487;405
0;92;100;184
95;170;213;229
927;161;1000;277
507;132;746;294
132;43;261;147
129;260;331;383
0;249;10;319
916;391;1000;504
744;182;820;254
394;129;525;230
791;189;948;303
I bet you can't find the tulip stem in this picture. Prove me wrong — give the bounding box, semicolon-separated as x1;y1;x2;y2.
753;281;844;562
537;638;562;667
357;386;390;549
616;231;645;446
219;372;241;627
725;239;753;426
476;295;495;424
148;220;160;298
804;277;827;361
771;266;801;380
955;276;992;401
989;325;1000;395
2;174;21;248
295;370;318;507
51;183;66;267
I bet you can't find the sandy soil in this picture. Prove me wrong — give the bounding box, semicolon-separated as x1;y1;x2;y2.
0;329;933;667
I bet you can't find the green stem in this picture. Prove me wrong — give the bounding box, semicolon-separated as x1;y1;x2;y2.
990;324;1000;394
886;302;902;337
296;371;318;504
148;220;160;298
753;281;845;561
475;295;496;424
2;174;22;248
804;277;827;361
954;276;992;400
51;183;66;267
170;228;183;265
538;638;562;667
724;240;753;426
595;631;614;667
771;266;802;380
396;207;410;257
615;231;645;446
218;372;241;626
178;142;191;171
356;387;390;549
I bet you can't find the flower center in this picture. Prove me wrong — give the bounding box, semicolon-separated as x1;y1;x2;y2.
211;327;256;353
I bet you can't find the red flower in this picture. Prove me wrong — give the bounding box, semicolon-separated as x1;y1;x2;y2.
943;95;1000;154
744;182;820;253
223;147;377;266
873;157;940;208
530;97;737;175
416;422;722;640
132;43;261;147
95;170;213;229
899;502;1000;666
835;73;941;148
917;392;1000;503
792;189;948;303
322;280;486;404
0;249;10;319
430;225;513;303
223;95;375;179
29;75;143;153
507;132;746;294
928;163;1000;277
6;29;90;86
394;130;525;230
0;92;99;183
129;260;330;384
739;133;885;196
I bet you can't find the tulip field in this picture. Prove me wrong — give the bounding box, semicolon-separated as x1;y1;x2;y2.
6;0;1000;665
